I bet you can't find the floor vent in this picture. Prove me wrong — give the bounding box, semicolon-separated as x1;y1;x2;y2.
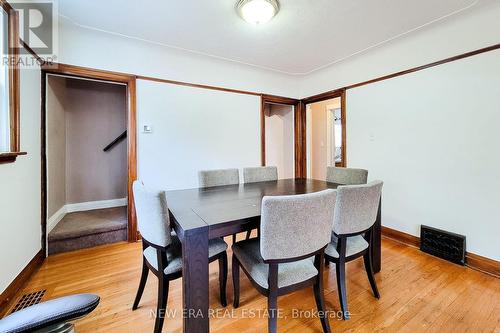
11;290;46;314
420;225;466;265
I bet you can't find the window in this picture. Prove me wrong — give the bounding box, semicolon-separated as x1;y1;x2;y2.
0;0;21;163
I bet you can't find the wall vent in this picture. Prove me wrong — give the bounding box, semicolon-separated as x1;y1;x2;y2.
420;225;466;265
11;290;46;314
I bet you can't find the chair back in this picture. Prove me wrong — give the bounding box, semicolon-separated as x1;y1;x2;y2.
326;166;368;185
243;166;278;183
133;181;171;248
260;189;337;261
333;181;383;235
198;168;239;187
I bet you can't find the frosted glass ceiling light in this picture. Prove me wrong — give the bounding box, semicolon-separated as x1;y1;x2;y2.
236;0;279;25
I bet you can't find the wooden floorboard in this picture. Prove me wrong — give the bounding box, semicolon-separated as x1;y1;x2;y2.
5;236;499;332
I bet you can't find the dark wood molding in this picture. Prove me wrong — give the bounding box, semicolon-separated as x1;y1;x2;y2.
19;39;43;63
339;89;347;167
137;75;261;96
466;252;500;278
381;226;420;248
295;101;306;178
0;249;44;317
382;226;500;278
1;0;21;160
303;44;500;101
41;64;138;243
260;97;266;166
302;88;344;105
0;151;27;164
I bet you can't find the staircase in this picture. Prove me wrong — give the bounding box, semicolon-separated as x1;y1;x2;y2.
48;206;127;255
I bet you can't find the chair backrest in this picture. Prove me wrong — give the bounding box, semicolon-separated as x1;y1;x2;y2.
133;181;171;248
326;166;368;185
243;166;278;183
198;168;239;188
333;181;383;235
260;189;337;261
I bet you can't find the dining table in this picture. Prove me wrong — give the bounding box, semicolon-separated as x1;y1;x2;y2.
166;178;382;333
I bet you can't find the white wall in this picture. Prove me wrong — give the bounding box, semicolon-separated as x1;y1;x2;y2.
57;18;300;98
0;65;42;293
347;49;500;260
300;1;500;97
137;79;261;190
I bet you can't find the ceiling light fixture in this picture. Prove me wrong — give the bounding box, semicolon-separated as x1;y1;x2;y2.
236;0;279;25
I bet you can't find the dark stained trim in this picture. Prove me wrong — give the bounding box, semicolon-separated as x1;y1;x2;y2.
0;250;44;317
40;64;138;243
137;75;261;96
304;43;500;101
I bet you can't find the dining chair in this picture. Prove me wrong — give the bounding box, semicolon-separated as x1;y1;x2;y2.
326;166;368;185
198;168;239;188
232;189;337;333
132;181;228;333
198;168;245;244
242;166;279;240
324;181;383;320
243;166;278;183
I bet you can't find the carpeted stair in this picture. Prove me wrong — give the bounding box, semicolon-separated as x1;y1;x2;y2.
48;206;127;255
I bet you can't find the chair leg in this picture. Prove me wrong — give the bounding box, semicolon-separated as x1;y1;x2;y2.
132;258;149;310
268;264;279;333
363;251;380;299
232;255;240;308
335;260;349;320
218;252;228;307
314;254;332;333
245;230;252;240
153;276;169;333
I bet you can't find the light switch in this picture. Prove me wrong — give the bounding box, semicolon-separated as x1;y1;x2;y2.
143;125;153;133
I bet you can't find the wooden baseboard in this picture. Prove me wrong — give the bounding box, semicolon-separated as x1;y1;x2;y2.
0;250;44;317
381;226;499;278
381;226;420;248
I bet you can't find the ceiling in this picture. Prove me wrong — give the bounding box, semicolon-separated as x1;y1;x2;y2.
58;0;484;75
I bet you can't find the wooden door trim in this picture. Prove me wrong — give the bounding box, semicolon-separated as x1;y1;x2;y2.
41;64;138;247
260;95;303;177
301;89;347;170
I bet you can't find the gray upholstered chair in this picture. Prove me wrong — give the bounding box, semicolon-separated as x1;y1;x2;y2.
232;190;337;333
198;168;239;188
243;166;278;183
132;181;228;333
325;181;383;320
198;168;246;244
326;166;368;185
242;166;279;240
0;293;99;333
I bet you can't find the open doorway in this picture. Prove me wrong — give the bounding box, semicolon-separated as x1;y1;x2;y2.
263;102;295;178
305;90;346;179
45;75;128;255
40;64;137;257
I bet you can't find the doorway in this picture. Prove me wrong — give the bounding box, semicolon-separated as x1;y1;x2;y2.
263;102;295;178
41;64;137;256
260;95;301;178
304;90;346;180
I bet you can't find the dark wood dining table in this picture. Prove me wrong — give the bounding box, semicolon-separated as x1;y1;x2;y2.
166;178;382;333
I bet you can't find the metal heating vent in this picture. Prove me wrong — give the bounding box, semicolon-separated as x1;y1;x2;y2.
11;290;46;314
420;225;466;265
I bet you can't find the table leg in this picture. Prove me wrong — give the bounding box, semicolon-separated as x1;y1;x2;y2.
371;199;382;273
181;228;210;333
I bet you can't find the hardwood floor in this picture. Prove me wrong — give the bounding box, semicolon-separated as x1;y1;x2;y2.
6;236;499;332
